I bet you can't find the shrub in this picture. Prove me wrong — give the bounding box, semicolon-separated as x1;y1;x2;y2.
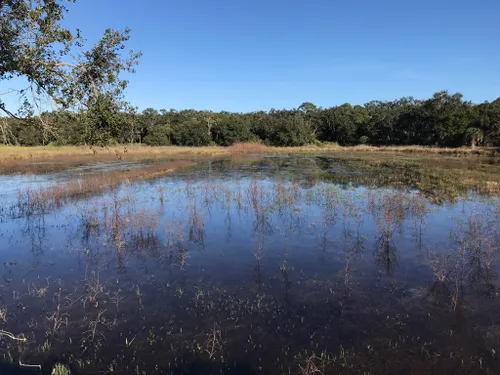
359;136;369;144
143;124;172;146
172;119;212;146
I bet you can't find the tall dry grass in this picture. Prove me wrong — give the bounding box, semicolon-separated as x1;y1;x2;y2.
3;143;497;160
344;145;500;156
262;144;500;156
228;142;269;154
2;143;499;174
0;144;226;160
230;143;500;156
16;161;191;216
0;145;224;173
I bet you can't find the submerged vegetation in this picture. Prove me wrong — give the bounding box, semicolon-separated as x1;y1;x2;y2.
1;1;500;374
1;155;500;374
2;143;500;176
15;160;191;216
0;145;223;174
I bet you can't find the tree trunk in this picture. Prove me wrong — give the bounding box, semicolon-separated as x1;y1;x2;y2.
0;118;19;145
0;120;8;145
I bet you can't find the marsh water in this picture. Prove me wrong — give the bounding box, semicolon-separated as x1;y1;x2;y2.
1;154;500;374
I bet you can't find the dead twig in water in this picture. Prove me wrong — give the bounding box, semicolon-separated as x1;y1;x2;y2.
299;354;324;375
0;330;27;342
204;323;222;360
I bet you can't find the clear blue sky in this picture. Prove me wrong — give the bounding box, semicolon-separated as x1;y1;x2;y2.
13;0;500;112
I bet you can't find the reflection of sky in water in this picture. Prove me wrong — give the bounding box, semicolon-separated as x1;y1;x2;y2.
0;161;150;203
1;168;497;298
2;159;500;374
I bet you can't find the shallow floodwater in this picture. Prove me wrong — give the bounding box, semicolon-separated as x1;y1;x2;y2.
1;156;500;374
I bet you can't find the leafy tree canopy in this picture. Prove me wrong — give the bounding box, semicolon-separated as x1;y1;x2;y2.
0;0;141;143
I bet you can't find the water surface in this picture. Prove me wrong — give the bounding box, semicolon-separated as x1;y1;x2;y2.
1;155;500;374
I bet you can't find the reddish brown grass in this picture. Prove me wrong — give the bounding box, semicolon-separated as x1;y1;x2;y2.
228;142;269;154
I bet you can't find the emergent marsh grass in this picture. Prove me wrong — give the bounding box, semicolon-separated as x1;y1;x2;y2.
1;154;500;374
2;144;499;174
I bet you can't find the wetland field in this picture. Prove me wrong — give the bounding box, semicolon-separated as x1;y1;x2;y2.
2;151;500;374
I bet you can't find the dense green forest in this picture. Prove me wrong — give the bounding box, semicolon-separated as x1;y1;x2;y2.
1;91;499;147
1;1;499;148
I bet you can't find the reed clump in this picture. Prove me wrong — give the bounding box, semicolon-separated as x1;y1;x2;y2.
0;145;222;173
3;144;496;174
16;161;191;216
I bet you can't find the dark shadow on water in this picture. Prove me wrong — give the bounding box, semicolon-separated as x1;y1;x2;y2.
2;155;500;374
179;358;256;375
0;362;41;375
0;359;79;375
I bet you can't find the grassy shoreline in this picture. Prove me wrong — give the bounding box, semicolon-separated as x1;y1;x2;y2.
1;143;499;174
1;143;499;160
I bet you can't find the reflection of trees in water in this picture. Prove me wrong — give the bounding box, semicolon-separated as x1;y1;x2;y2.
454;212;498;298
315;184;339;257
223;186;233;242
342;229;364;294
77;201;101;245
188;200;205;245
407;194;431;252
7;167;500;374
246;179;274;236
278;191;297;303
253;262;264;292
252;232;265;291
369;191;408;275
166;219;192;271
253;213;269;291
373;230;398;276
21;213;47;266
339;190;365;293
368;190;434;277
426;208;500;310
280;249;292;303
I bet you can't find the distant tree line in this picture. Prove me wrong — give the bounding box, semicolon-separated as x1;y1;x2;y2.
0;91;499;148
2;3;498;149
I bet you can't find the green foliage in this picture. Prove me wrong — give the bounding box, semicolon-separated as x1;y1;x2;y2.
212;114;256;146
2;92;500;147
45;111;84;145
172;119;212;146
298;102;318;115
0;0;75;116
83;95;120;146
143;124;172;146
0;0;141;145
1;5;498;149
423;92;472;147
464;127;483;147
51;363;71;375
267;111;313;147
359;136;369;145
476;99;500;146
317;104;358;145
15;120;43;146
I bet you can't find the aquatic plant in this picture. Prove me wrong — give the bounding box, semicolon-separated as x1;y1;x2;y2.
204;323;222;360
51;363;71;375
